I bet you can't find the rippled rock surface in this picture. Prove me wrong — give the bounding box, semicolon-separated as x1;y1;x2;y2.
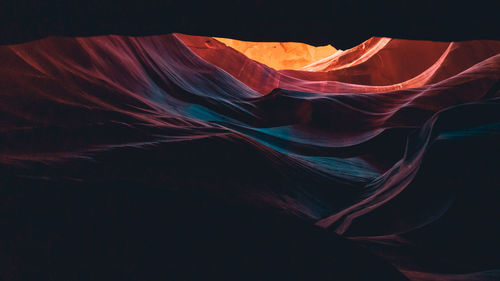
2;34;500;281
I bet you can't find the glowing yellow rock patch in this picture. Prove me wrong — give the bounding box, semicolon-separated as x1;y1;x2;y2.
214;37;337;70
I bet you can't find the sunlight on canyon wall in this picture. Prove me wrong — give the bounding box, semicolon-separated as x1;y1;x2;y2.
214;37;337;70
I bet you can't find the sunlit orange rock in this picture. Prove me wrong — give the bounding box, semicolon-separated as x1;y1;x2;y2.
214;37;337;70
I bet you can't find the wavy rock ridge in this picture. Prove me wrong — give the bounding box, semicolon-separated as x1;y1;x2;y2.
1;33;500;281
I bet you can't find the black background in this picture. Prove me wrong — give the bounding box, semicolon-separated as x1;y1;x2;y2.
1;0;499;49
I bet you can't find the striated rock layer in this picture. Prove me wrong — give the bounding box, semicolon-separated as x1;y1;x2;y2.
1;33;500;281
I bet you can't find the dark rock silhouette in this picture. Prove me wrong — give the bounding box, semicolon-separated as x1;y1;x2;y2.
1;34;500;280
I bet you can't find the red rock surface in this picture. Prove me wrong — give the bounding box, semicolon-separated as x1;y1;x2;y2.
2;33;500;281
